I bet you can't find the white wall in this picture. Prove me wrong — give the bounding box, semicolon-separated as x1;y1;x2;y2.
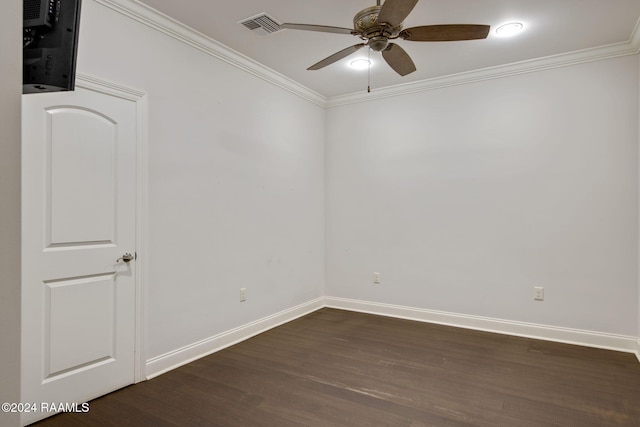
76;0;325;360
0;0;21;425
326;55;639;336
13;1;640;396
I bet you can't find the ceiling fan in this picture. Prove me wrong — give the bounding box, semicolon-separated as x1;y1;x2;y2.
281;0;490;76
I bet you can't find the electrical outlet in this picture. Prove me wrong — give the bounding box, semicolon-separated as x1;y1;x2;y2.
373;272;381;284
533;286;544;301
240;288;247;302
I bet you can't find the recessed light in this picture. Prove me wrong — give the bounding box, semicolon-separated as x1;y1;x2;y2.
350;58;371;70
496;22;524;37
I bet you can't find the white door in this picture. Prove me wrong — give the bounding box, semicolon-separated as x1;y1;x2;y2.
22;86;138;425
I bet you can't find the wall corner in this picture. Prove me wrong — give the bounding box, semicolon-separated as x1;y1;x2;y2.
0;0;22;426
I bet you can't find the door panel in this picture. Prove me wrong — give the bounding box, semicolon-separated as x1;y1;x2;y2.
45;274;116;379
47;107;117;246
22;86;138;425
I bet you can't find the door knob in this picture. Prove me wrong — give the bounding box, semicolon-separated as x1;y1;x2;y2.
117;253;134;263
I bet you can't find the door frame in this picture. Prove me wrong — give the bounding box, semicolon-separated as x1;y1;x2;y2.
73;73;148;383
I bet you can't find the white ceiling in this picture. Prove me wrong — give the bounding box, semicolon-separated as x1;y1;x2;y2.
136;0;640;98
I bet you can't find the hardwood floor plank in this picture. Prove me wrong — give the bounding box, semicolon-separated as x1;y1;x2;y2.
32;308;640;426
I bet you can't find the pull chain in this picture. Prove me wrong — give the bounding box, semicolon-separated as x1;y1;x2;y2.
367;48;371;93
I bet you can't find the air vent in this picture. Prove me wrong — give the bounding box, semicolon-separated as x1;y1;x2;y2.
239;13;282;36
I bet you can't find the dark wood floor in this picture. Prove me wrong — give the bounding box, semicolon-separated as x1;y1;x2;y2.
33;308;640;426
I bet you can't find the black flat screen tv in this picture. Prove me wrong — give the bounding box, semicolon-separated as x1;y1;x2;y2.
23;0;82;94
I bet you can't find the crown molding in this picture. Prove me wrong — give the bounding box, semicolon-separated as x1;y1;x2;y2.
327;38;640;108
327;16;640;107
92;0;327;107
91;0;639;109
630;16;640;53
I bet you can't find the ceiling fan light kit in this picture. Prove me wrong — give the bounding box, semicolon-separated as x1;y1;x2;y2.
280;0;490;78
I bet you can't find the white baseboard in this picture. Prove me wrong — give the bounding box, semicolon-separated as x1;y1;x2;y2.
145;297;325;379
325;297;639;357
146;296;639;380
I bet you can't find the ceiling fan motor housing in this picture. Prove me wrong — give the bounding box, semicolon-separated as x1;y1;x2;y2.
354;6;402;50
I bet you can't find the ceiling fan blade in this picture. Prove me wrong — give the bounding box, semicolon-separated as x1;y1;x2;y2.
400;24;490;41
377;0;419;27
382;43;416;76
308;44;367;70
281;23;354;35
